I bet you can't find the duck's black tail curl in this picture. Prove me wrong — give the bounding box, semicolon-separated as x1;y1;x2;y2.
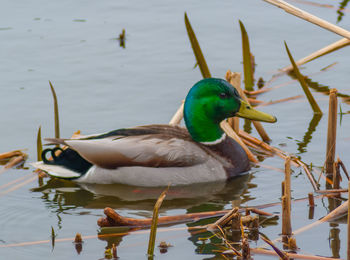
42;147;92;175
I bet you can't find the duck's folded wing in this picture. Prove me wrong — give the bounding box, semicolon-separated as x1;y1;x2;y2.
64;135;209;169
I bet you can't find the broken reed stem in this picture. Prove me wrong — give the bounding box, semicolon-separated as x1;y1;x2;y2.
281;38;350;72
225;71;241;133
169;101;184;125
348;181;350;260
238;129;301;167
308;193;314;207
207;207;238;231
49;81;60;139
147;187;168;258
282;157;292;238
333;161;340;190
220;121;258;163
325;89;338;177
263;0;350;40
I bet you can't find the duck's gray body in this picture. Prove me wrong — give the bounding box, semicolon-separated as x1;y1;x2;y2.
33;125;250;187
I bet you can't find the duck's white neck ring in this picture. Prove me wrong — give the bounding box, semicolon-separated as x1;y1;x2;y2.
200;133;226;145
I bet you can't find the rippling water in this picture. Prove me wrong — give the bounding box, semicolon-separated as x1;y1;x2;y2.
0;0;350;259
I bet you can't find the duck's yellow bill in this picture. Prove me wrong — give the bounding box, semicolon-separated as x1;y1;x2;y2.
236;100;277;123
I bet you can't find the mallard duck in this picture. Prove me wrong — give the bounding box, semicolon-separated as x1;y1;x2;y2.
33;78;276;187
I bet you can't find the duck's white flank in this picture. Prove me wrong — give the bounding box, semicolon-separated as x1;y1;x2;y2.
77;158;227;187
200;133;226;146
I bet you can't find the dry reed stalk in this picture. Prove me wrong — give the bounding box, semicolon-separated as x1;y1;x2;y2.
263;200;348;250
263;0;350;39
216;225;242;257
250;248;340;260
283;173;292;227
99;206;274;228
99;207;230;227
292;200;348;237
325;89;338;176
239;129;301;167
220;121;258;163
316;188;348;194
281;38;350;72
238;130;273;152
296;159;319;191
285;157;291;206
256;95;302;107
225;70;241;133
169;101;184;126
272;148;300;167
348;181;350;260
282;195;292;237
232;80;271;142
0;150;23;160
241;138;265;152
258;163;285;173
244;82;286;95
245;208;273;216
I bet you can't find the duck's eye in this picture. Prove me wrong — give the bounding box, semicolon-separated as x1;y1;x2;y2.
219;92;228;99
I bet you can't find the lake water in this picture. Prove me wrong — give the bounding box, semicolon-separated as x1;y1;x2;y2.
0;0;349;259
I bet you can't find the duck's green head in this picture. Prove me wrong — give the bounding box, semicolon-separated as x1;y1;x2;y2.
184;78;276;143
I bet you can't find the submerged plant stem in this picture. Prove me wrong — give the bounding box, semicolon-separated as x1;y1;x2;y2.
147;187;168;258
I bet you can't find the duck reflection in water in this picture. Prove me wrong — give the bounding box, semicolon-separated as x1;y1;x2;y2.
32;173;261;256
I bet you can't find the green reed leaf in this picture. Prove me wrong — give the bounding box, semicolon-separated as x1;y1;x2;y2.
37;126;42;161
184;12;211;78
49;81;60;139
285;42;322;114
239;20;254;91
